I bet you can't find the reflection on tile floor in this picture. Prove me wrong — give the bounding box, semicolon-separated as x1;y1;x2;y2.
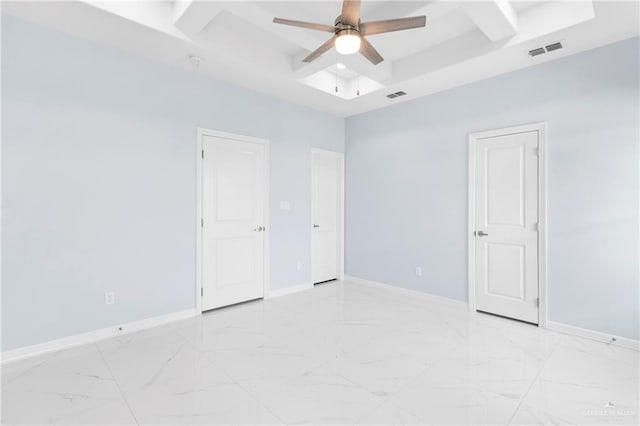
2;280;638;425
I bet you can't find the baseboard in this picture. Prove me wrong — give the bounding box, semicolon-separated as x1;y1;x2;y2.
546;320;639;351
1;308;197;364
343;275;468;310
266;282;313;299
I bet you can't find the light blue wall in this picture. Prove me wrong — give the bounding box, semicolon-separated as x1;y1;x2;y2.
1;15;344;351
3;14;638;351
345;37;639;340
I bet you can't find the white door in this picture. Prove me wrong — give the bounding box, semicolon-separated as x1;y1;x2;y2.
202;135;266;311
474;130;539;324
312;151;342;284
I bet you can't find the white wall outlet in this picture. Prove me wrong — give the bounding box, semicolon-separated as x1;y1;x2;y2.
296;261;302;271
279;201;291;211
105;291;115;305
415;267;422;277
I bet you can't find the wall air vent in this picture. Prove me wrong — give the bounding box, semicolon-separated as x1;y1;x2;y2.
528;47;545;57
545;42;563;52
386;91;407;99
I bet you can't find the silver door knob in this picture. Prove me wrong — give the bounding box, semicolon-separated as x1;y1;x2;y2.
253;226;264;232
313;224;320;228
475;230;489;237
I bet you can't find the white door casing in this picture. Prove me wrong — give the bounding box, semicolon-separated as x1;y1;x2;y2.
469;123;547;325
200;132;267;311
311;149;344;284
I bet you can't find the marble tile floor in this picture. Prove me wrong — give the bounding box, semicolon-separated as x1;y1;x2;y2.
2;280;638;425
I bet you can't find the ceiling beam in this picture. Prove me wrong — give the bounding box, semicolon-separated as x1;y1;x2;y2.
363;1;459;23
173;0;225;36
463;0;518;42
222;2;328;52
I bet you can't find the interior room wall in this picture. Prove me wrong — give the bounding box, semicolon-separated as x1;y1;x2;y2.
3;13;638;352
1;15;344;351
345;37;639;340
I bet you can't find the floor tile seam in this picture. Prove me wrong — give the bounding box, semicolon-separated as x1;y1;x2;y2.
179;337;249;387
295;365;392;425
350;398;392;425
362;361;439;423
181;325;332;362
51;397;130;425
389;381;527;426
193;343;295;424
217;375;289;425
504;339;561;425
363;398;434;426
94;342;141;425
385;358;531;424
318;356;401;398
177;318;321;344
341;361;435;426
227;357;378;425
1;351;65;387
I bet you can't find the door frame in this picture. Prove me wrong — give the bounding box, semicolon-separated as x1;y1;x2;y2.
310;148;345;284
467;122;548;328
196;127;270;314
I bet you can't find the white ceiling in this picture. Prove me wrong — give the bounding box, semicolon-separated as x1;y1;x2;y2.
3;1;639;117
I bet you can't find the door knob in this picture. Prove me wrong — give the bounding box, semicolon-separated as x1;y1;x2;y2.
253;226;264;232
475;230;489;237
313;224;320;228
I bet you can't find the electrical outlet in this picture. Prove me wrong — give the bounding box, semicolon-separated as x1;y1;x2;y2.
280;201;291;211
415;267;422;277
105;291;115;305
296;261;302;271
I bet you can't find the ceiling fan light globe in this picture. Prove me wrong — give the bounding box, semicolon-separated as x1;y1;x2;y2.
335;33;361;55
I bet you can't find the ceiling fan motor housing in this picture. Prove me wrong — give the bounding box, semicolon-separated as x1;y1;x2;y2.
336;27;360;38
334;16;360;33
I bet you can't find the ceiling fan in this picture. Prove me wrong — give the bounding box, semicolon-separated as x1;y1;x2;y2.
273;0;426;65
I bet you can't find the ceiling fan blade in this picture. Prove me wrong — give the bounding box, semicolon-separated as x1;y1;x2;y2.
273;17;335;33
303;37;336;63
360;16;426;36
359;37;384;65
341;0;361;26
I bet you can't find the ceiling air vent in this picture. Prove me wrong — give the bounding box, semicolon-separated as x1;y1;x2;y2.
528;47;545;57
529;42;563;57
545;42;563;52
386;91;407;99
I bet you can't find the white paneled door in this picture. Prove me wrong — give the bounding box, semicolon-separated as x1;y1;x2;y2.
202;135;266;311
474;129;540;324
312;150;342;284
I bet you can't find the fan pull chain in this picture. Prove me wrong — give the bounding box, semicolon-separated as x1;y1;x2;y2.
335;52;339;93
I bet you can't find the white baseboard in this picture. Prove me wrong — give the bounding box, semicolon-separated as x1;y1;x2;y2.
344;275;638;351
1;309;197;364
266;282;313;299
546;320;639;351
343;275;468;310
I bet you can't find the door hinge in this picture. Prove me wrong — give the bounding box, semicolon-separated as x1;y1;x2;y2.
201;288;203;297
533;222;539;232
201;150;204;159
535;297;540;307
534;147;539;157
201;218;204;228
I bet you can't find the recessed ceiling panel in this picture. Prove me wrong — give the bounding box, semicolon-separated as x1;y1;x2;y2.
199;9;301;58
